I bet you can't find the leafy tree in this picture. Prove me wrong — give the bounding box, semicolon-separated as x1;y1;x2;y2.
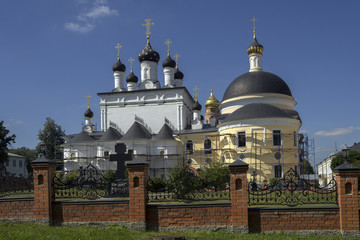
167;165;203;199
198;162;230;190
0;121;16;164
331;150;360;170
36;117;65;160
299;159;315;174
8;147;37;177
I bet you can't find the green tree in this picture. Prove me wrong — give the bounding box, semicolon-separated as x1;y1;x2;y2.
36;117;65;160
0;121;16;164
8;147;37;177
198;162;230;190
167;165;203;199
331;150;360;170
299;159;315;174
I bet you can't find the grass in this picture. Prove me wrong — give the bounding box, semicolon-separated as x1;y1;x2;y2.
0;223;358;240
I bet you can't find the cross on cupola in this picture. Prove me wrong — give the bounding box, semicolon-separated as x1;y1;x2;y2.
86;94;91;109
128;57;134;72
250;17;258;38
174;53;180;67
115;43;122;59
193;86;199;101
142;18;154;38
109;143;132;179
165;39;172;55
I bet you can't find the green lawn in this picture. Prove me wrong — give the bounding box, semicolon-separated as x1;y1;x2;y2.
0;223;358;240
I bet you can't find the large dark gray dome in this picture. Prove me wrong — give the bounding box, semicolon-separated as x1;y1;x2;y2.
222;71;292;101
223;103;293;123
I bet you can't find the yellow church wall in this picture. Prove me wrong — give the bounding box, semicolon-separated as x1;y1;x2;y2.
176;131;221;170
219;122;300;182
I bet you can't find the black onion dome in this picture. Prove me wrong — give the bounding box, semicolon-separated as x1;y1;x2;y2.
162;55;176;68
112;57;126;72
222;71;292;101
138;37;160;63
126;71;138;83
174;67;184;79
193;101;202;111
84;108;94;118
223;103;293;123
247;37;264;55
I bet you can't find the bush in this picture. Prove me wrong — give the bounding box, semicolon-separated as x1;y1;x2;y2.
147;177;166;192
198;162;229;190
269;178;278;187
167;165;203;199
104;170;116;182
65;169;79;182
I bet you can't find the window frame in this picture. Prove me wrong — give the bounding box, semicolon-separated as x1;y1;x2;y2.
272;129;282;146
186;140;194;155
204;138;212;154
237;131;246;147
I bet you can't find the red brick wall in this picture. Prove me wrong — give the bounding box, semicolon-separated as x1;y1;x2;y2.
0;198;34;220
248;207;340;233
147;203;231;230
52;200;129;224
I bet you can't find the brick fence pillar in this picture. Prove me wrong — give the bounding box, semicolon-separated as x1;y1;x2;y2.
31;156;56;225
334;161;360;237
229;159;249;233
126;160;149;231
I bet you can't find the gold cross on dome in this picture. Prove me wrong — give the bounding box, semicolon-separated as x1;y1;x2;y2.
174;53;180;67
142;18;154;37
86;94;91;108
165;39;172;55
250;17;258;36
128;57;134;71
115;43;122;58
193;86;199;101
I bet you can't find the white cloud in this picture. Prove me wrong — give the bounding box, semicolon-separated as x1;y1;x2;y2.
64;0;118;33
78;5;118;21
64;22;94;33
4;119;23;128
315;126;360;136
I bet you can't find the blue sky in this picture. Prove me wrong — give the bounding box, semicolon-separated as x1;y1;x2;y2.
1;0;360;165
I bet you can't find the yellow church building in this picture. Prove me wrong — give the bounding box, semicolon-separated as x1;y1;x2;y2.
177;29;301;183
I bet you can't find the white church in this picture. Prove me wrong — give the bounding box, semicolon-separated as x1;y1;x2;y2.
62;18;303;181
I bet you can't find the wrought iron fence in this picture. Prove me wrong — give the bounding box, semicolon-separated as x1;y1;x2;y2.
0;165;33;198
147;167;230;202
248;168;337;207
54;164;129;200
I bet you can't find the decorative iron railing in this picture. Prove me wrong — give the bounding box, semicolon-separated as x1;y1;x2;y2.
147;167;230;202
248;168;337;207
54;164;129;200
0;165;33;198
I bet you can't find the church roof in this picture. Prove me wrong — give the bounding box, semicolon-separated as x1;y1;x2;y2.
138;37;160;63
162;55;176;68
153;124;174;140
174;67;184;79
222;71;292;101
84;107;94;118
112;57;126;72
223;103;294;123
192;101;202;111
71;131;95;143
126;71;138;83
99;127;122;141
122;121;152;140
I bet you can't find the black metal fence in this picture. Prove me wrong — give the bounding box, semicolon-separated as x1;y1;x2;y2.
248;168;337;207
0;165;33;198
54;164;129;200
147;167;230;202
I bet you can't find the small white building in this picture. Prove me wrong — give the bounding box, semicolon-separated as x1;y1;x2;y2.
4;153;28;178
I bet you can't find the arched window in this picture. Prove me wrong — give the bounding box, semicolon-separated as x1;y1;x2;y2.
186;140;194;155
204;139;212;154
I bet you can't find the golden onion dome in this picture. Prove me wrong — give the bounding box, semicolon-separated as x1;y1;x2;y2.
205;89;219;108
247;33;263;55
